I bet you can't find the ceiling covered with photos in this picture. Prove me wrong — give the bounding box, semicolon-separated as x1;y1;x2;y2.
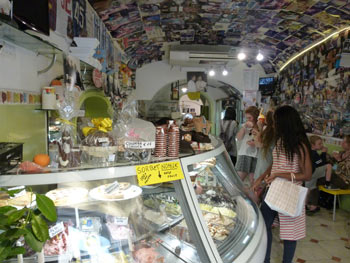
89;0;350;74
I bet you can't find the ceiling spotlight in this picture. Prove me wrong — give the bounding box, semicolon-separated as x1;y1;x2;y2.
181;87;188;93
237;52;246;61
256;52;264;61
222;69;228;76
209;69;215;77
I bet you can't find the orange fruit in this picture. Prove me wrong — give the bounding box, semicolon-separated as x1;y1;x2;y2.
33;154;50;167
51;79;62;86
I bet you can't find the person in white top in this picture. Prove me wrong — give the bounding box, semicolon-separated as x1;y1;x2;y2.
187;75;197;92
195;75;207;92
235;106;260;186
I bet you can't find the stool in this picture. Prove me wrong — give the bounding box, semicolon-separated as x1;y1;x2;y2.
318;185;350;221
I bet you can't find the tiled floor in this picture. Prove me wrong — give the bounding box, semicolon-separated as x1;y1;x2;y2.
270;208;350;263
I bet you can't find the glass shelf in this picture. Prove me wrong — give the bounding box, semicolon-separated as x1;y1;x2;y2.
0;17;98;72
0;18;59;54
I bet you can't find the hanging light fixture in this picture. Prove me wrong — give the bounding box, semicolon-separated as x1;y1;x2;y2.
222;68;228;76
208;68;216;77
256;51;264;61
237;52;246;61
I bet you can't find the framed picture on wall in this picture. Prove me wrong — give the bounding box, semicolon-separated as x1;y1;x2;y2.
187;72;207;92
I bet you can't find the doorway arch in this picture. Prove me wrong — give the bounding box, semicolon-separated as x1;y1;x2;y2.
144;79;242;135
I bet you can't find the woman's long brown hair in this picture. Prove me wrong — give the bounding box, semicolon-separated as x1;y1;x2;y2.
261;111;275;158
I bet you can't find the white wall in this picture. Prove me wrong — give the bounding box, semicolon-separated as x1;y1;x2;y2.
180;95;203;116
205;86;228;100
0;41;63;93
135;60;267;100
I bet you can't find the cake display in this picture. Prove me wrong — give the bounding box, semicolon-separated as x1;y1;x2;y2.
0;191;35;207
45;187;88;206
143;194;182;216
89;182;142;201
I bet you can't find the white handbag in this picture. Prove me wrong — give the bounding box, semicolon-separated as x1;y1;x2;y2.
265;173;308;217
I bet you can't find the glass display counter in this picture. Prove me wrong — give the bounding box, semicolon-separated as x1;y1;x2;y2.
0;139;266;263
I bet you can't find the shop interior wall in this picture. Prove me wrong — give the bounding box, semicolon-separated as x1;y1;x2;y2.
276;32;350;138
142;79;227;135
134;61;267;101
0;42;63;160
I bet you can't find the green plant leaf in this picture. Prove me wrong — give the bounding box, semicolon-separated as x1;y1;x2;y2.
0;206;16;214
8;246;26;256
36;194;57;222
31;214;49;242
7;189;25;197
8;247;26;257
6;208;27;225
0;240;11;261
0;215;8;226
0;228;27;240
24;229;43;252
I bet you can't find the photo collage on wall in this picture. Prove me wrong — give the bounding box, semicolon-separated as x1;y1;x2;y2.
88;0;350;75
275;29;350;138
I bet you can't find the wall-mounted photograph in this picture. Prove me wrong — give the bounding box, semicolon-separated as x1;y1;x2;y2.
187;72;208;92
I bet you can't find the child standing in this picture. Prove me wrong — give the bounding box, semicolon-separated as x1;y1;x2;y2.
235;106;260;186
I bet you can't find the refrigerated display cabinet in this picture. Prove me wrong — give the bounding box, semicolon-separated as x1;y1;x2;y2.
0;139;266;263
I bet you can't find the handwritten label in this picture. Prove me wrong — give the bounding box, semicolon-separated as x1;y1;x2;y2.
113;217;128;226
49;222;64;238
136;161;184;186
125;141;155;149
97;138;109;143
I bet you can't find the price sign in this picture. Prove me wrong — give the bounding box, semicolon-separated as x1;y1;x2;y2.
125;141;155;149
49;222;65;238
113;217;128;226
136;161;184;186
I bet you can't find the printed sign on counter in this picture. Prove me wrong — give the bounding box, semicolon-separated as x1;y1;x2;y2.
125;141;155;149
136;161;184;186
49;222;65;238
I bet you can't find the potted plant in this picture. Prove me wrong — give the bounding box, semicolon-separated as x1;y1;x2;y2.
0;187;57;262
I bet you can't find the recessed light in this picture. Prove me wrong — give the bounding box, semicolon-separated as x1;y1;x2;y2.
209;69;215;76
256;52;264;61
237;52;246;60
222;69;228;76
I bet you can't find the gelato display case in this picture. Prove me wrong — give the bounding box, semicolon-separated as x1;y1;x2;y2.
0;139;266;263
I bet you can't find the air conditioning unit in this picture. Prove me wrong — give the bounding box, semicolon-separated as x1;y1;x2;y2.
169;45;237;66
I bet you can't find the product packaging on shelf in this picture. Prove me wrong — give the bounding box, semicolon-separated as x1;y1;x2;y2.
44;222;72;257
114;99;155;163
56;89;81;168
81;118;117;165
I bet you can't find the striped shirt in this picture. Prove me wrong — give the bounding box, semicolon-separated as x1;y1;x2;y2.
271;146;306;241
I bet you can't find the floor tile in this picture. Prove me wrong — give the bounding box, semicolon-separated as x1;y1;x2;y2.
271;206;350;262
319;240;350;259
331;256;341;262
306;226;343;241
304;260;340;263
292;242;332;261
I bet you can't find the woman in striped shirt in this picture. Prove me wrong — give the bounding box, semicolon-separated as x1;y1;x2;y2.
253;106;312;263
